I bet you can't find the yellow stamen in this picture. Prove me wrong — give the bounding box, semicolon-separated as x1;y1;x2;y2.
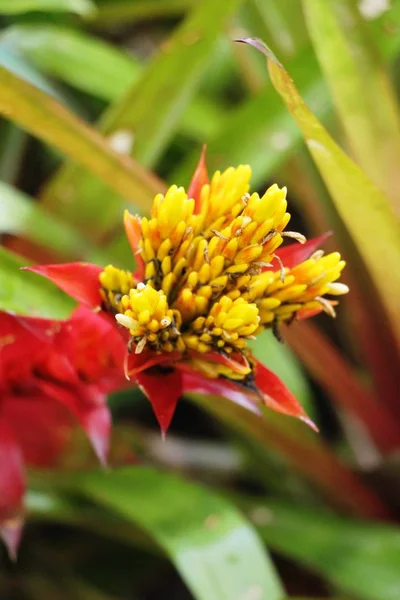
99;165;348;380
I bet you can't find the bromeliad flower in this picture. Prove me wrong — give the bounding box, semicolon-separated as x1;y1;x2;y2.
0;307;126;558
26;149;348;435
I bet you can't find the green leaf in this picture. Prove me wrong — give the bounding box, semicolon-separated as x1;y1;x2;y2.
0;64;160;215
0;24;224;141
40;0;244;236
238;38;400;348
243;499;400;600
0;181;95;259
0;45;69;104
171;46;329;188
0;0;95;15
173;11;400;189
93;0;192;25
108;0;244;170
0;122;26;185
0;247;74;317
69;466;285;600
0;24;142;102
303;0;400;213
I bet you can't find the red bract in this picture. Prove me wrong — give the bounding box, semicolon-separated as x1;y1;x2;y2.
25;150;347;448
25;238;320;436
0;307;126;558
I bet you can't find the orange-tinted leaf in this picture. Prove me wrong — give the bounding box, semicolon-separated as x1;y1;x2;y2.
188;145;209;213
0;65;160;213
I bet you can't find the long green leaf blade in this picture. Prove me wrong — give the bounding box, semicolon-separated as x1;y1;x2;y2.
93;0;192;25
243;500;400;600
71;466;285;600
40;0;243;236
0;0;95;15
303;0;400;214
0;24;223;143
0;24;142;102
238;38;400;347
0;181;94;259
0;65;160;214
174;11;400;189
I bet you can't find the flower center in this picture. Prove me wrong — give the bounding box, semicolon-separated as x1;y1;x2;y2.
99;166;348;378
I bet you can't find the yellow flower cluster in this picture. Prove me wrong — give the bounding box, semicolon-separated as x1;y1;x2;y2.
99;165;348;378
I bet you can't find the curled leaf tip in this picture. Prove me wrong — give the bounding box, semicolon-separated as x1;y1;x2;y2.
234;37;282;67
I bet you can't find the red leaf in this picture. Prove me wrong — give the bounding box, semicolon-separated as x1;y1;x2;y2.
23;262;103;307
253;358;317;430
188;145;209;213
136;368;183;436
181;369;261;415
76;391;111;466
271;232;331;270
59;306;126;383
2;395;74;467
126;349;181;378
182;359;316;430
0;312;51;370
36;381;111;465
0;519;23;562
0;419;25;558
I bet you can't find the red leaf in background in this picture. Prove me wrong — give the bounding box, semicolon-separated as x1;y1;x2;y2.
0;520;23;563
0;420;25;560
2;395;74;467
188;145;209;213
271;232;331;270
0;421;25;517
36;381;111;465
0;307;128;556
136;368;183;436
23;262;103;308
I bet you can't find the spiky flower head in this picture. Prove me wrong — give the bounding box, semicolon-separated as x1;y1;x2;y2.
99;156;348;382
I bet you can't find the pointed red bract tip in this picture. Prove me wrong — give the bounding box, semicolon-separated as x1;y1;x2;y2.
124;210;145;282
81;403;111;467
188;145;209;213
136;368;183;436
0;519;23;561
271;232;332;271
253;358;317;429
300;415;319;433
23;263;103;308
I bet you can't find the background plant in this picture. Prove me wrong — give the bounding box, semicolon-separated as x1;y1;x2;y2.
0;0;400;598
